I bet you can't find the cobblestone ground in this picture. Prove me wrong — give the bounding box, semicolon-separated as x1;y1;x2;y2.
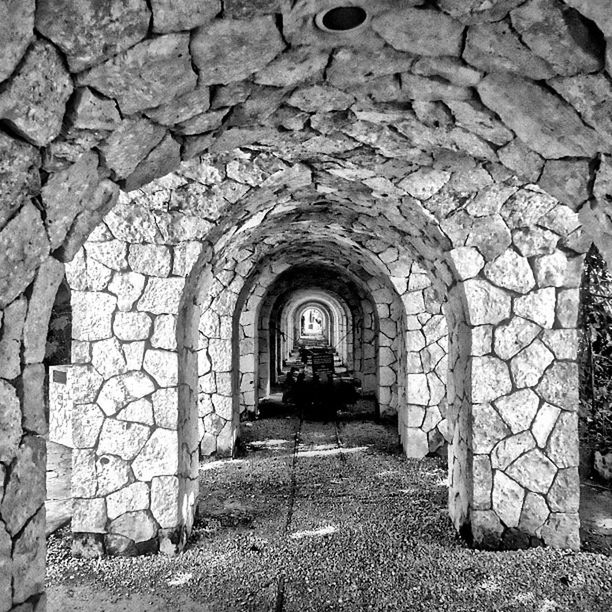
47;417;612;611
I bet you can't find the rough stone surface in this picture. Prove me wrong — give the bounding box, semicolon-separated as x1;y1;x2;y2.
477;73;605;158
463;279;511;325
97;419;150;460
492;471;524;528
79;33;197;115
35;0;150;72
97;372;156;416
510;339;554;388
132;429;178;481
110;511;157;543
484;249;535;294
0;381;22;464
494;389;540;434
151;0;220;33
0;40;72;146
472;357;512;403
151;476;179;528
0;0;35;83
191;17;284;85
372;9;464;57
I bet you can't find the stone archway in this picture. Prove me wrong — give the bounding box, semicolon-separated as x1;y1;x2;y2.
2;2;612;608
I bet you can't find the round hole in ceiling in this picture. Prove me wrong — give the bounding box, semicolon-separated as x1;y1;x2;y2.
315;6;369;33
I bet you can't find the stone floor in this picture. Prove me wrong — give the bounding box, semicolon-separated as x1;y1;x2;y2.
47;414;612;611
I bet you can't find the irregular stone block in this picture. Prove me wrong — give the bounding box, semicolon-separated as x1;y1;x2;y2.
124;135;182;193
0;40;72;146
510;0;602;76
1;435;45;536
85;240;126;271
518;491;549;534
477;73;606;158
36;0;150;72
110;510;158;543
555;288;580;327
473;455;493;510
513;288;556;329
114;312;151;341
463;279;511;325
72;449;97;497
151;315;177;350
128;244;172;277
494;389;540;434
372;8;464;56
472;403;511;454
464;21;555;80
12;506;44;604
512;227;559;257
400;74;471;102
484;249;535;294
255;48;328;88
0;202;49;309
403;427;429;458
96;455;131;497
151;0;220;33
67;88;121;132
191;17;284;85
97;419;150;460
117;398;154;426
71;533;104;558
143;350;178;387
70;364;103;404
144;83;211;127
0;380;22;464
72;498;107;533
539;159;590;209
413;57;482;87
72;291;116;341
507;448;557;493
497;139;544;183
151;476;179;528
20;364;47;435
0;0;34;83
99;117;166;181
97;372;156;416
132;428;178;481
73;403;105;448
471;509;504;549
108;272;146;312
0;132;41;232
92;338;128;380
0;297;27;379
152;388;178;429
42;152;100;250
137;277;186;314
123;342;146;371
536;362;579;412
472;356;512;404
547;467;580;512
107;482;150;520
437;0;524;23
540;512;580;550
510;339;554;388
492;471;524;528
288;85;354;113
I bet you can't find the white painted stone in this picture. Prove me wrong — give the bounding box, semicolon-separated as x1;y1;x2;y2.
71;449;96;498
493;316;541;360
492;471;524;528
406;330;426;352
207;338;232;372
97;372;156;416
473;455;493;510
91;337;127;380
151;476;179;528
404;427;429;458
510;339;554;388
547;411;579;469
556;288;579;327
132;428;178;481
143;349;178;387
403;291;426;315
494;389;540;434
97;418;150;460
137;277;185;314
518;492;549;534
151;314;177;349
449;247;485;280
507;449;557;494
532;402;561;448
96;454;131;496
110;510;157;543
128;244;171;277
117;398;154;426
106;482;150;520
114;312;152;341
72;291;116;341
533;252;567;288
514;288;556;328
108;271;146;311
512;227;559;257
472;357;512;403
123;341;145;370
422;406;442;432
463;279;511;325
541;328;578;360
536;362;579;411
407;404;425;428
172;241;202;276
484;249;535;294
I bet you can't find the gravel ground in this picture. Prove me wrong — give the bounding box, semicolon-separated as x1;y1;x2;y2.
47;416;612;612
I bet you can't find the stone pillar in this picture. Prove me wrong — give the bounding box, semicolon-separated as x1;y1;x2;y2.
452;227;585;549
68;237;196;556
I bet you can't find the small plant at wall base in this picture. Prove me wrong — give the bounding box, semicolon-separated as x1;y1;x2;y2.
579;245;612;481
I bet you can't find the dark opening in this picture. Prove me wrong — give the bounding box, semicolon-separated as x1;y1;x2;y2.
318;6;367;32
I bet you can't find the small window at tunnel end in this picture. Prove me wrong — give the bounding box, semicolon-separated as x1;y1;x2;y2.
315;6;369;33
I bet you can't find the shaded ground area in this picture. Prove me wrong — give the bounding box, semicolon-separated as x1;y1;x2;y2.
47;417;612;611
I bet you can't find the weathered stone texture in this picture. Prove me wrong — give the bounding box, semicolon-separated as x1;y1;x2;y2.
191;17;285;85
78;33;197;115
151;0;220;33
35;0;151;72
0;0;34;83
0;40;72;146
